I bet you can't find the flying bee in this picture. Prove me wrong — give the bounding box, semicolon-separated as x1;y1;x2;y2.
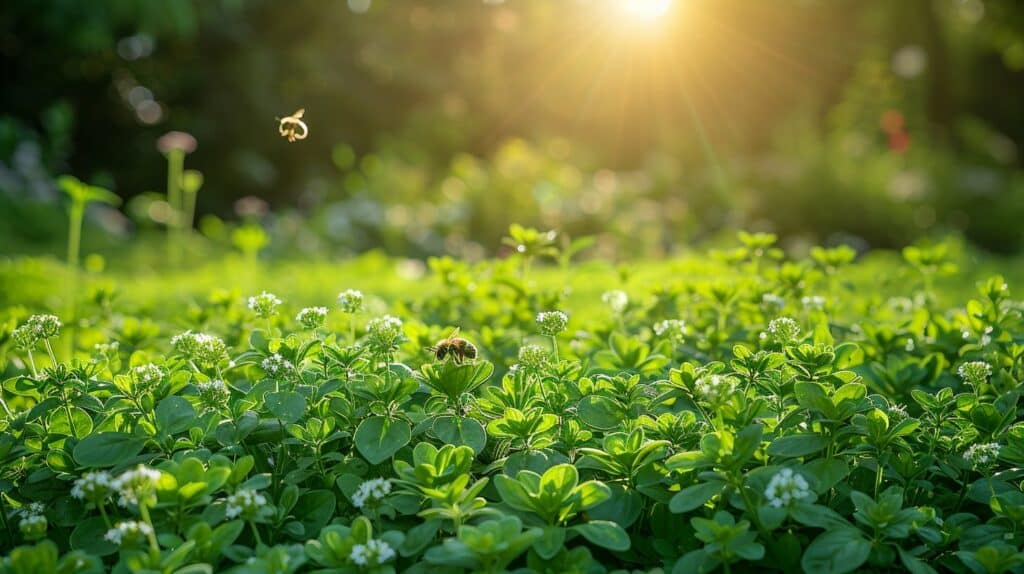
276;108;308;142
427;328;478;364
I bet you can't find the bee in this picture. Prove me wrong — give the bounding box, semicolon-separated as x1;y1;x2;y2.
276;108;308;142
427;328;478;364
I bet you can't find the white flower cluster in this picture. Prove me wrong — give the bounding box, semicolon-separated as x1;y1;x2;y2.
349;539;396;567
247;291;282;318
517;344;550;372
104;520;153;547
196;380;230;409
112;465;162;507
366;315;404;352
761;293;786;310
296;306;329;329
352;478;392;509
71;471;114;503
261;353;294;377
964;442;1000;467
171;331;227;366
225;488;270;520
653;319;686;342
131;363;164;386
18;513;47;540
764;468;813;507
536;311;569;336
337;289;364;314
694;374;737;404
801;295;826;311
12;313;62;349
602;290;629;314
958;361;992;386
765;317;801;343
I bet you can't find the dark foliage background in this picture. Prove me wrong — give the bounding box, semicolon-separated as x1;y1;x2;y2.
2;0;1024;256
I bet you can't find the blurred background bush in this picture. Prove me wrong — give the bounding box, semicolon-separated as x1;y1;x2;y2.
2;0;1024;259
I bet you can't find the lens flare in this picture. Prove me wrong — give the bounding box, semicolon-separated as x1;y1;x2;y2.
620;0;673;21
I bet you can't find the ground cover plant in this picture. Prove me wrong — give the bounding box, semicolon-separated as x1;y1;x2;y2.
1;230;1023;574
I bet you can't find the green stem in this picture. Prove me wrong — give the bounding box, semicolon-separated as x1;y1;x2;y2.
249;520;264;546
44;339;59;366
25;349;38;378
138;502;161;556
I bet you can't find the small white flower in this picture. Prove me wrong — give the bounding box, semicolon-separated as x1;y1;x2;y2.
112;466;161;507
958;361;992;387
18;514;47;539
694;374;737;404
964;442;1000;468
653;319;686;342
762;293;786;310
536;311;569;336
517;344;549;371
104;520;153;547
225;488;270;520
171;331;227;366
801;295;826;311
196;380;230;410
767;317;801;343
349;538;395;567
602;290;629;314
17;502;46;518
337;289;364;313
764;467;813;507
261;353;294;377
131;363;164;386
366;315;404;352
71;471;114;503
296;306;329;329
352;478;392;509
904;338;915;352
248;291;282;318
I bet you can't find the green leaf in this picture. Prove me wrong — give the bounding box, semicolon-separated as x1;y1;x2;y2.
576;395;623;429
669;481;724;513
354;416;411;464
69;516;118;555
572;520;631;552
534;526;566;560
432;416;486;455
265;391;306;423
801;528;871;574
768;434;830;458
73;432;147;468
156;396;196;435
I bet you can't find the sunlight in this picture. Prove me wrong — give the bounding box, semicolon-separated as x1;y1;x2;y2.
619;0;674;22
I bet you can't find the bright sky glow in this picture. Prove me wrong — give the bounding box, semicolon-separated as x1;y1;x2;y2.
619;0;674;22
